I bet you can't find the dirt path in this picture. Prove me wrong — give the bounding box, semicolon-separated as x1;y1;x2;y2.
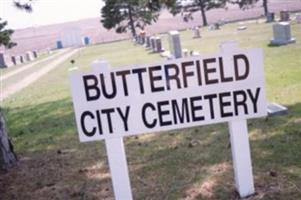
0;48;79;102
0;49;69;82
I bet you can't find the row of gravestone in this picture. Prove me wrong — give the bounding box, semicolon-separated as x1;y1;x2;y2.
135;34;165;53
134;29;202;60
266;11;301;23
0;51;39;68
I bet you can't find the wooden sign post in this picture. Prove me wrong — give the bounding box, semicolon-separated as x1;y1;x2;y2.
69;43;267;199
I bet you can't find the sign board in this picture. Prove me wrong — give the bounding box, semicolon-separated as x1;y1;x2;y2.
70;48;267;142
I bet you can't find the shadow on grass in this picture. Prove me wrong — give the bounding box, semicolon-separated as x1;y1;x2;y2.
1;100;301;200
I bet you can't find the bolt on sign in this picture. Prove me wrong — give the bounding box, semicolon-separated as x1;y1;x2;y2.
69;45;267;199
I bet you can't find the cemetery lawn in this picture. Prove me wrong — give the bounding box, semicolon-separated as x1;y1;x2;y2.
1;18;301;200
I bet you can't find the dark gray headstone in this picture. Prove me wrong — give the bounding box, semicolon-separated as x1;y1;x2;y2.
32;51;38;58
140;35;145;45
154;37;163;53
150;36;156;52
56;40;63;49
145;36;151;48
280;10;290;21
83;37;90;45
266;12;275;23
11;56;17;65
19;55;24;63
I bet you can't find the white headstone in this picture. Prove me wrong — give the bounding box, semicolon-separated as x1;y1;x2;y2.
168;31;182;58
15;56;22;65
193;27;201;38
270;22;296;45
60;27;83;48
0;53;14;68
296;14;301;24
182;48;189;57
25;51;35;62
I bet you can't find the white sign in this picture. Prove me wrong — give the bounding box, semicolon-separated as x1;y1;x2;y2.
70;48;266;142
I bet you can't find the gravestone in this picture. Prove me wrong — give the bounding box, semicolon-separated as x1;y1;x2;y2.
135;35;140;44
145;36;151;48
160;51;172;59
182;49;189;57
193;27;201;38
60;27;83;47
56;40;63;49
19;55;24;63
25;51;34;62
267;103;288;116
32;51;38;58
296;14;301;24
190;51;200;56
266;12;275;23
237;26;247;31
15;56;22;65
140;35;145;45
0;53;14;68
154;37;163;53
270;22;296;45
11;56;17;65
168;31;182;58
83;37;90;45
150;36;156;52
280;10;290;21
211;23;220;30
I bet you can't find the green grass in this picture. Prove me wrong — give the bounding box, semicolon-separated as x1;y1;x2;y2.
1;19;301;200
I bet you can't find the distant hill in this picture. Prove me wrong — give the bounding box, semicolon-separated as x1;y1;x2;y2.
3;1;301;55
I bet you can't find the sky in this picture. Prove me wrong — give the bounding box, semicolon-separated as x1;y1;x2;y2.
1;0;105;29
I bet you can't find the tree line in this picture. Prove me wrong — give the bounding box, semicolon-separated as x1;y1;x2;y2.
101;0;270;37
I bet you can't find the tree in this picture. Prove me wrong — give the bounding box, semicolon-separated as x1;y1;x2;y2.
13;0;33;12
0;0;33;170
165;0;228;27
263;0;268;16
229;0;268;16
101;0;161;37
0;19;16;49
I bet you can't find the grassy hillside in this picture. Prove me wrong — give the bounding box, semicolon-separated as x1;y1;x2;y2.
1;19;301;200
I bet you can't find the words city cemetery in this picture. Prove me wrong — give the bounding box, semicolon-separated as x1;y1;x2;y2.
1;8;301;200
73;52;265;138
